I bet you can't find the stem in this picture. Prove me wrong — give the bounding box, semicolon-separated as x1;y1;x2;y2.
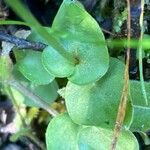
111;0;131;149
7;79;58;117
138;0;148;105
0;31;47;51
0;20;29;26
101;28;115;36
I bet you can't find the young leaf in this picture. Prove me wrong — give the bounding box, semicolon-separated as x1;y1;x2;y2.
45;113;138;150
12;68;58;107
42;45;75;77
65;58;133;128
46;113;79;150
130;80;150;107
42;0;109;85
130;105;150;132
28;27;75;78
24;80;58;107
78;127;139;150
18;51;54;85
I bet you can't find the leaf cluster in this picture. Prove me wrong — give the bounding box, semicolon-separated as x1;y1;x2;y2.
0;0;150;149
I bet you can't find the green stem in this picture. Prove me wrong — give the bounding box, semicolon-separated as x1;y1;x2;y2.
138;0;148;105
0;20;29;26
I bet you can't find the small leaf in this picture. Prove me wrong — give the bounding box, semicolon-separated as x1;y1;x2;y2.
18;51;54;85
46;113;79;150
42;46;75;77
65;58;133;128
67;40;109;85
12;68;58;107
130;105;150;132
24;80;58;107
78;127;139;150
130;80;150;107
28;27;75;78
45;112;138;149
42;0;109;84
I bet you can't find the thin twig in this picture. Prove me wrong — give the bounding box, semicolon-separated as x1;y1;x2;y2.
0;31;47;51
101;28;115;36
111;0;131;149
7;79;58;117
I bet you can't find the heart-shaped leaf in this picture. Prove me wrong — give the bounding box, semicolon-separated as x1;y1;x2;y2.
42;0;109;85
46;113;79;150
129;80;150;131
66;40;109;85
28;25;75;78
42;45;75;77
78;127;139;150
65;58;133;128
18;51;54;85
46;112;138;150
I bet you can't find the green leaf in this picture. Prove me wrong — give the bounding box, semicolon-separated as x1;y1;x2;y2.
130;105;150;132
45;113;138;150
42;46;75;77
130;80;150;107
46;113;79;150
78;127;139;150
52;0;104;43
28;27;75;78
12;68;58;107
24;80;58;107
65;58;133;128
18;51;54;85
67;40;109;85
42;0;109;84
